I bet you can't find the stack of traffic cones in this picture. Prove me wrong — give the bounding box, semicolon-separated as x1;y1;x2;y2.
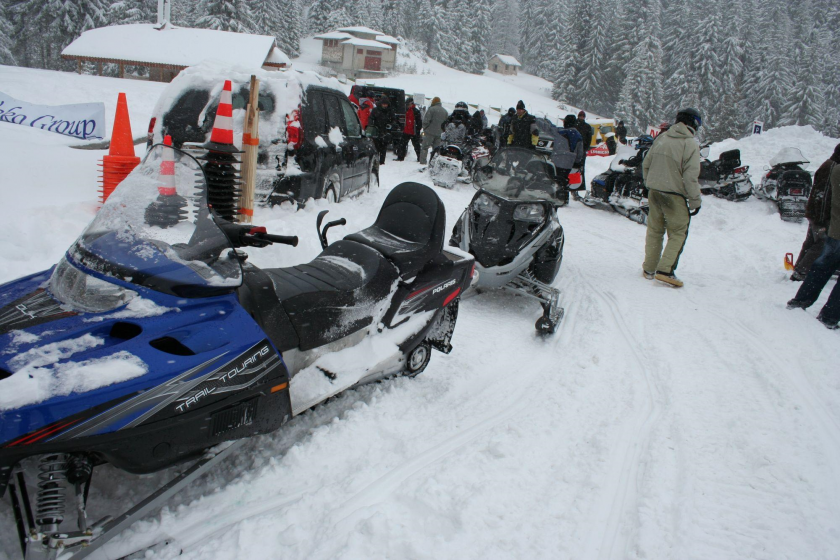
200;80;243;223
144;135;188;228
99;93;140;204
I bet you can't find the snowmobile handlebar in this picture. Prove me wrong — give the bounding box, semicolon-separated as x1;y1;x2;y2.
316;210;347;249
222;223;298;248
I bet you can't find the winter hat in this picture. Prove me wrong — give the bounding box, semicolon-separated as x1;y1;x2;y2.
516;100;525;110
431;96;441;105
406;96;414;105
508;107;515;115
563;114;577;128
832;143;840;163
578;110;586;119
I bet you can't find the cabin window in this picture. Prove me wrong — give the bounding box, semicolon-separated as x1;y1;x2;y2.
357;49;364;55
367;50;381;56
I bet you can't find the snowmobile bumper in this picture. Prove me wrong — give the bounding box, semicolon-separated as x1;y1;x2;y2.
779;198;807;221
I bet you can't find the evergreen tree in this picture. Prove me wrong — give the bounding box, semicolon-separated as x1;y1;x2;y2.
615;0;663;134
780;24;825;128
307;0;335;34
468;0;492;74
277;0;302;57
196;0;254;33
0;0;16;65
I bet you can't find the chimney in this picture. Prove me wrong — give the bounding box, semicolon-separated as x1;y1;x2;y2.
155;0;171;29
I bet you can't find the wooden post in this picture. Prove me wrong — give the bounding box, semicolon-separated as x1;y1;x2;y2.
77;60;82;74
239;75;260;224
97;61;102;76
119;63;124;79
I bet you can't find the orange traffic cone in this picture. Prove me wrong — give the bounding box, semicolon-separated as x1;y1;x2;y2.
144;135;187;228
99;93;141;204
201;79;243;222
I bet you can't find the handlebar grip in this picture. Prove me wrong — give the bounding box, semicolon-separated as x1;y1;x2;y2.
327;218;347;228
262;234;299;247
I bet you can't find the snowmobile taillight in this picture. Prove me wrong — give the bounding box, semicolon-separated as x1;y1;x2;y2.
286;107;302;151
790;188;803;196
733;166;747;174
443;288;461;307
470;262;476;278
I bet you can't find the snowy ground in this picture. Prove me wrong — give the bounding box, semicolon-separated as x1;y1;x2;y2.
2;61;840;560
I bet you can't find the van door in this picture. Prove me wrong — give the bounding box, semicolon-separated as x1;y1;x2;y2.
302;90;338;199
339;97;370;193
322;93;356;196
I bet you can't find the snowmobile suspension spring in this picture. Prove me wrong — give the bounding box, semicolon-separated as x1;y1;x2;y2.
202;150;242;222
35;453;69;531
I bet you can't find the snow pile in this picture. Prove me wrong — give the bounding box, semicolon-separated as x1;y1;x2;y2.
1;334;147;410
710;125;837;176
327;126;344;146
84;296;175;322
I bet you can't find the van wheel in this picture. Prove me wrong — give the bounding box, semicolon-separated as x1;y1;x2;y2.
323;173;340;203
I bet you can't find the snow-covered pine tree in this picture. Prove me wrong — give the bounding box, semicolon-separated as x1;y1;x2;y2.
0;0;16;65
570;0;609;114
107;0;151;26
711;0;746;140
660;0;693;119
431;0;456;67
517;0;540;74
169;0;199;26
196;0;254;33
277;0;302;57
615;0;663;134
687;0;723;141
411;0;436;53
488;0;519;62
749;0;794;128
354;0;384;33
468;0;491;74
779;23;826;129
33;0;107;69
307;0;335;34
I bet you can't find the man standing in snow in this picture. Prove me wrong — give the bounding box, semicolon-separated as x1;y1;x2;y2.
575;111;594;196
616;120;628;144
498;107;515;147
419;97;448;164
787;143;840;329
508;100;539;149
396;97;422;161
641;107;703;288
369;97;397;165
790;143;840;281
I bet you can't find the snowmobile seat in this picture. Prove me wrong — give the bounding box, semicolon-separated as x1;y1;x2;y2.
262;240;399;351
717;149;741;171
345;182;446;279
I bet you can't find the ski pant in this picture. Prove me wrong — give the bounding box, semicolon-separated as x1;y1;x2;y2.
643;189;691;274
396;133;421;161
374;136;389;165
419;133;442;164
793;236;840;323
794;224;830;278
574;154;588;200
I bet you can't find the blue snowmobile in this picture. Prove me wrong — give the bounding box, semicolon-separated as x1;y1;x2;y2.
0;144;473;559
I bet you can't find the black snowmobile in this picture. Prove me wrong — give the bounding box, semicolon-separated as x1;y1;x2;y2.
450;147;565;334
755;148;813;221
0;144;474;559
583;135;652;224
698;144;753;201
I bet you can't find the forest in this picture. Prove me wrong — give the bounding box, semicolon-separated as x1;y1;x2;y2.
0;0;837;141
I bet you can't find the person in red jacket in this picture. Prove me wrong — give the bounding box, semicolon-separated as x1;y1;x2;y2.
358;99;373;131
396;97;423;161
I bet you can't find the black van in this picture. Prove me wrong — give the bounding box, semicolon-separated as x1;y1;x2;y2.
147;70;378;208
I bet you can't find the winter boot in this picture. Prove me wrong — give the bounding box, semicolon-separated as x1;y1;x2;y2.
786;298;812;310
643;270;655;280
654;271;683;288
816;313;839;329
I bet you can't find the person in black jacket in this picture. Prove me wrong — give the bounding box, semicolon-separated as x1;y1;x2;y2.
508;100;539;149
497;107;515;147
575;111;594;196
616;120;628;144
368;97;398;165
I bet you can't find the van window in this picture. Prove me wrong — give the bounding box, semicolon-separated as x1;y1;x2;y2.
305;91;327;134
340;99;362;137
162;88;211;145
323;95;345;134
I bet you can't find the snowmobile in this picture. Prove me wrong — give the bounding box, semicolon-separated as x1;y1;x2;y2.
450;147;565;334
755;148;813;221
583;136;652;224
428;120;489;189
0;144;474;559
698;144;753;201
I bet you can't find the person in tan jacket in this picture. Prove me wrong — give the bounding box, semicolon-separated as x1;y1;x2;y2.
641;108;703;287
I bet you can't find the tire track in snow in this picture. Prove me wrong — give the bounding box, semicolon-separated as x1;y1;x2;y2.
579;288;663;560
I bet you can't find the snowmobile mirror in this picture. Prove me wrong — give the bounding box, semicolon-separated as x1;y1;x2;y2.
699;145;710;159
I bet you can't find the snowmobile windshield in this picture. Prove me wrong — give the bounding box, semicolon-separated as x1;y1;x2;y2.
474;147;559;202
64;144;243;299
769;147;810;167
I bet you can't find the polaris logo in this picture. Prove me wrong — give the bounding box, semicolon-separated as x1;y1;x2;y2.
433;280;456;295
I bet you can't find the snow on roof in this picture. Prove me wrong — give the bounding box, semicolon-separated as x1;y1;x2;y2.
314;31;354;41
265;46;291;66
341;37;392;49
336;26;384;36
375;35;400;45
492;54;521;67
62;24;276;69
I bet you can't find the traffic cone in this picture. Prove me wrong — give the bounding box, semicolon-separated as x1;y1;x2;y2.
144;135;188;228
99;93;141;204
200;79;243;222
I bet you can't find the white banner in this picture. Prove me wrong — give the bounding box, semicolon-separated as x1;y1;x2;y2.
0;91;106;140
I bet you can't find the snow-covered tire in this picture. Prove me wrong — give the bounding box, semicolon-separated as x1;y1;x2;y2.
323;172;340;203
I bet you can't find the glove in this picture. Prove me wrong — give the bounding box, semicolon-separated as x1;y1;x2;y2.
690;207;701;216
618;159;627;165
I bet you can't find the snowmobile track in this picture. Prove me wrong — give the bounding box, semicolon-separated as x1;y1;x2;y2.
580;288;663;560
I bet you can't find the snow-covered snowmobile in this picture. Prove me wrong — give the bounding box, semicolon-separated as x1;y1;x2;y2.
755;148;813;221
698;144;753;201
0;144;474;559
450;147;565;334
583;136;652;224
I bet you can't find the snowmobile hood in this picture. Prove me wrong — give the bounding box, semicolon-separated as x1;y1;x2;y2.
769;147;810;167
663;122;695;140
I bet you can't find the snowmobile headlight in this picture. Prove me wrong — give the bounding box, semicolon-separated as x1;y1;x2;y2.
49;257;137;313
473;194;500;216
513;203;545;223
